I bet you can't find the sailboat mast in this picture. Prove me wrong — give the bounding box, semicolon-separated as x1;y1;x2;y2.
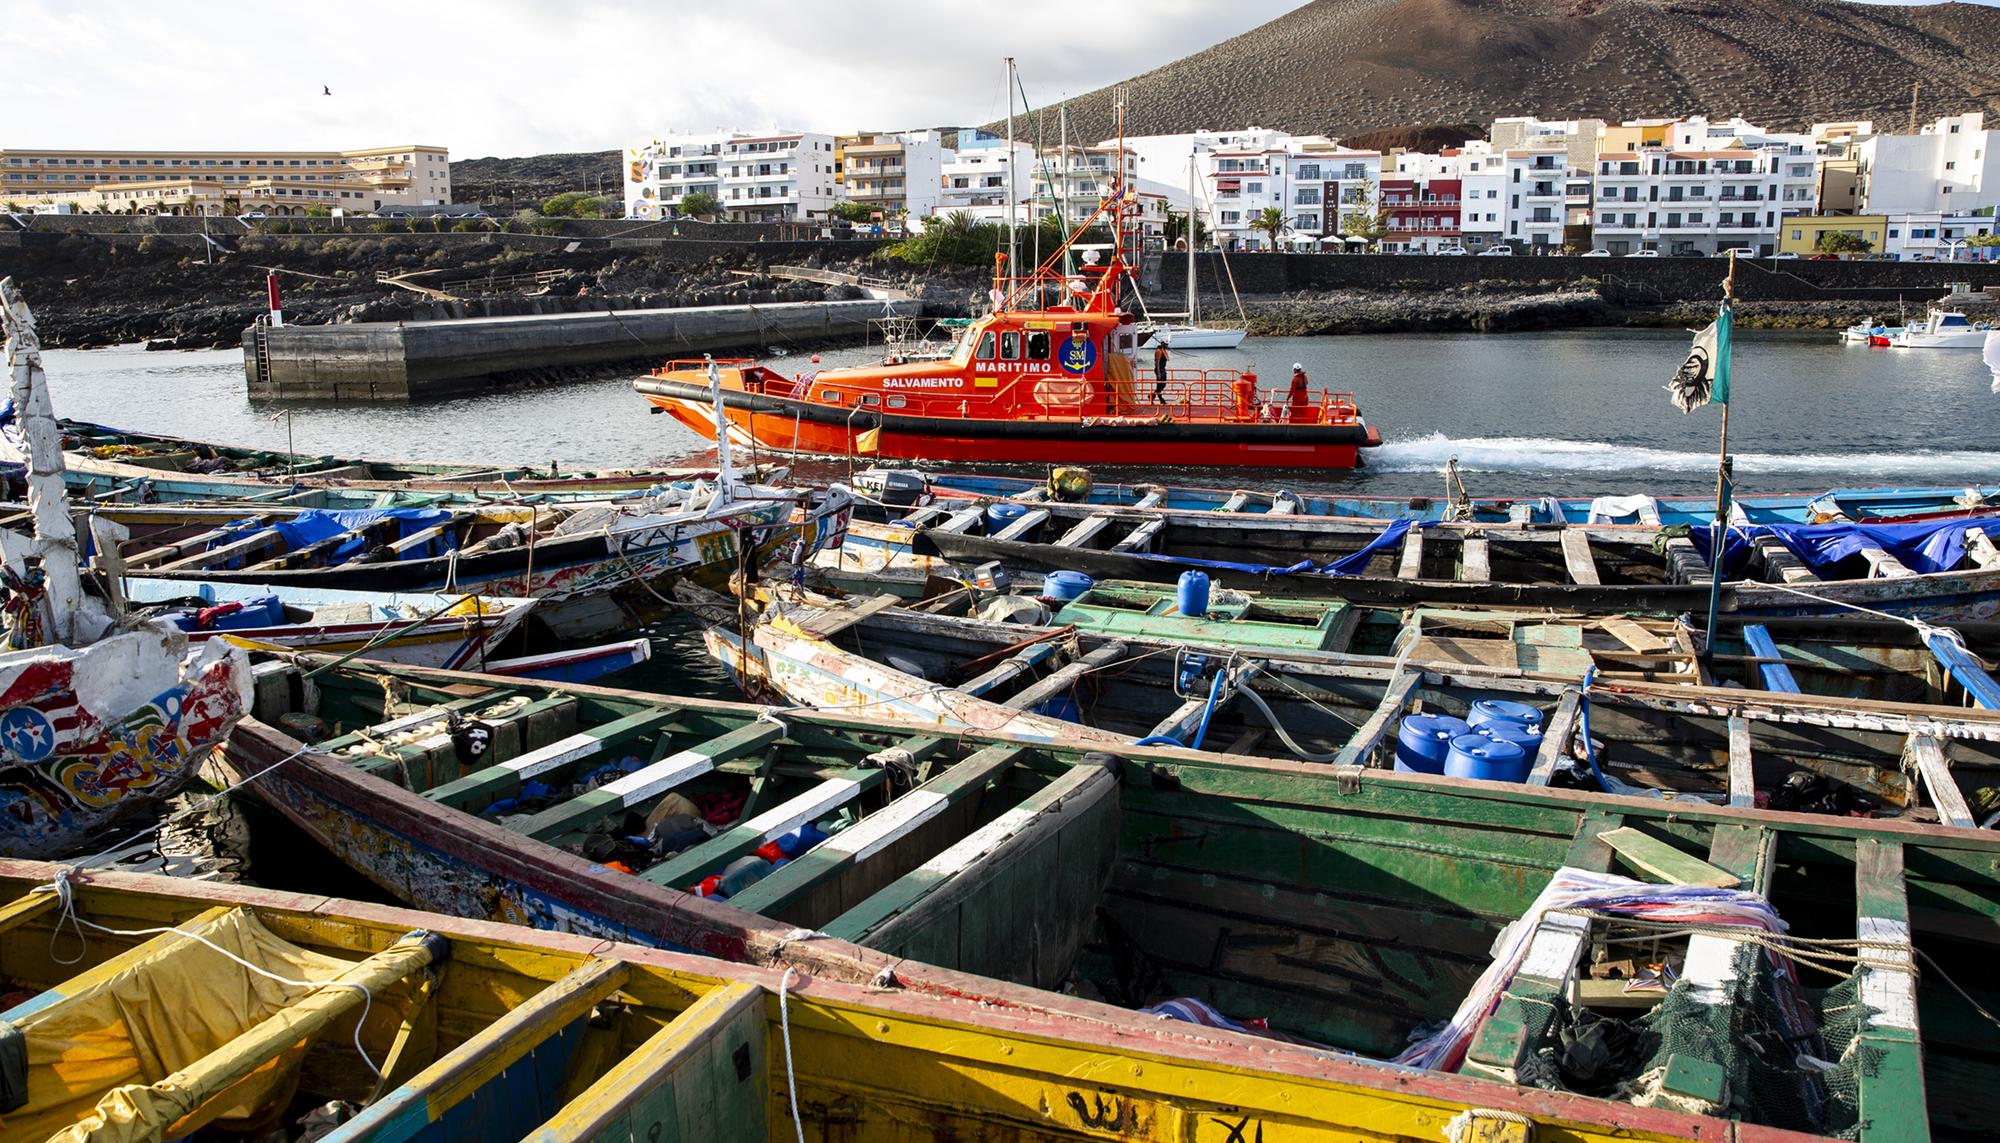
1004;57;1017;279
1187;154;1198;325
1059;105;1071;277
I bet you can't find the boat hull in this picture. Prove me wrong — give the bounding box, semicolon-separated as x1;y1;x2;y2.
639;379;1379;468
1145;325;1247;349
0;633;249;859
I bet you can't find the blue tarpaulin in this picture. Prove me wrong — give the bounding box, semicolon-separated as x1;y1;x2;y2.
1121;519;1422;578
209;508;456;569
1689;516;1996;580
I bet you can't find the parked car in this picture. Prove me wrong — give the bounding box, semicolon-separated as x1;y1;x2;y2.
1434;245;1469;256
1715;247;1759;258
237;212;266;220
1477;247;1514;257
1625;249;1661;258
1580;249;1612;258
1770;252;1800;260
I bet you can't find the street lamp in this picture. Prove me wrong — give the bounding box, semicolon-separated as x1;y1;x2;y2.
1942;238;1964;263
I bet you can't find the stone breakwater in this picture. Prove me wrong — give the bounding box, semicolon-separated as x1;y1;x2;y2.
1236;288;2000;336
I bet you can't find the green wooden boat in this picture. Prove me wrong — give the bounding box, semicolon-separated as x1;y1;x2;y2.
202;655;2000;1141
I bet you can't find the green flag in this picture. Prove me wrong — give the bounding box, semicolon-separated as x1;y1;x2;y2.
1667;301;1732;413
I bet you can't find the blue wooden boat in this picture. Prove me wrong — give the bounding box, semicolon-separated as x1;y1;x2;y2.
858;467;2000;527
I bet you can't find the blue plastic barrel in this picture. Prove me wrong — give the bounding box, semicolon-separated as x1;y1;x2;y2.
986;502;1028;532
1444;733;1530;783
1177;570;1211;618
1395;714;1471;773
1043;570;1095;602
1477;719;1544;754
1467;699;1545;733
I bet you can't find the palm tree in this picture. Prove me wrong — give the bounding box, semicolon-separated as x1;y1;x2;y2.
1252;206;1287;251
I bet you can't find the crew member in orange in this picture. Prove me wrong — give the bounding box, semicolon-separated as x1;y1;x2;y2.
1287;363;1312;423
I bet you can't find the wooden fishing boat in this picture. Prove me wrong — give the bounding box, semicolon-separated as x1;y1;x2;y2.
202;657;1999;1141
0;413;756;501
695;576;2000;707
20;480;851;640
123;578;539;671
693;585;2000;812
857;467;2000;526
904;502;2000;620
0;278;254;859
5;856;1967;1143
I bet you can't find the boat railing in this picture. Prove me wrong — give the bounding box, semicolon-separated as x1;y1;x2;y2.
790;368;1361;426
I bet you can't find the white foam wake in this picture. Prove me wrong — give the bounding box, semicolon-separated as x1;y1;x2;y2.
1370;433;2000;479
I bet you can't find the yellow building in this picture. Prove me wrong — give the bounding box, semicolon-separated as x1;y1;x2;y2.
0;144;450;215
1778;214;1888;255
1597;120;1672;153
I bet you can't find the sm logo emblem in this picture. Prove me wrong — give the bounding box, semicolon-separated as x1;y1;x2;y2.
1057;334;1098;376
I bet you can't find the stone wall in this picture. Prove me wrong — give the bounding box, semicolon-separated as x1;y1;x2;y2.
1159;252;2000;304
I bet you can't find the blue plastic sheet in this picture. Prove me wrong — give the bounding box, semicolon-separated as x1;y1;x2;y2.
209;508;456;569
1689;515;1995;580
1121;518;1420;578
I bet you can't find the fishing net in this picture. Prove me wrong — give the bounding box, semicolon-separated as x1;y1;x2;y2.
1500;947;1877;1139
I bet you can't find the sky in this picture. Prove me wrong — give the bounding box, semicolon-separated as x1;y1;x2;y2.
3;1;1991;159
0;0;1303;159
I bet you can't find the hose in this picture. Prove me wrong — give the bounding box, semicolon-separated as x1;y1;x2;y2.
1579;666;1611;793
1132;667;1226;750
1238;684;1342;762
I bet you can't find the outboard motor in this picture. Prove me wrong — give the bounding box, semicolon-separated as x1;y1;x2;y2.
855;468;930;508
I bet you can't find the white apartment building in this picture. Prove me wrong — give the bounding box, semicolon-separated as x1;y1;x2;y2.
1591;145;1816;255
1882;212;1997;260
937;132;1031;216
843;129;953;220
623;130;840;222
1501;148;1571;248
1455;142;1506;250
1856;112;2000;215
1207;142;1381;251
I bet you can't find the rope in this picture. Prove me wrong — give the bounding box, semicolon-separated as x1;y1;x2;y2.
1444;1108;1534;1143
45;868;386;1084
778;966;806;1143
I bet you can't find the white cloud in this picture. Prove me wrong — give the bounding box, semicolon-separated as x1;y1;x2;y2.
0;0;1304;158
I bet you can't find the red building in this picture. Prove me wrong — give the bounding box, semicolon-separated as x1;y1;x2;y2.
1380;176;1462;251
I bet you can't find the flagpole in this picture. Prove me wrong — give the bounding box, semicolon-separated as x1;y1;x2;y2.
1701;252;1737;671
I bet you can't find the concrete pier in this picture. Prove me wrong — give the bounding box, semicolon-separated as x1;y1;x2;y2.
244;298;920;401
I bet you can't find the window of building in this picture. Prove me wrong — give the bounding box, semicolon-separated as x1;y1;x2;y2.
1247;181;1262;193
1296;187;1320;204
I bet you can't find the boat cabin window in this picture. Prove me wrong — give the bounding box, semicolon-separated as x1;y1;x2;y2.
1025;331;1051;359
1000;331;1021;360
975;332;996;360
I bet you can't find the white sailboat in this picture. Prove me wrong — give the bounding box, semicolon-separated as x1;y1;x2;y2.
1142;156;1247;350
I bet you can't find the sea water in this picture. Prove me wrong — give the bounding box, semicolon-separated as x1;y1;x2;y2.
45;327;2000;499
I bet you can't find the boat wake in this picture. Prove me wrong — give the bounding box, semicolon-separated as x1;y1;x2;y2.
1371;433;2000;479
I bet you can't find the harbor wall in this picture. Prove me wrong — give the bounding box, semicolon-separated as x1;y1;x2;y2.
1160;252;2000;303
245;298;921;402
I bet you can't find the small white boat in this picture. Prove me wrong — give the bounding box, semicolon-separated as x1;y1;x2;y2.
1839;317;1898;343
1142;323;1247;349
1890;309;1994;349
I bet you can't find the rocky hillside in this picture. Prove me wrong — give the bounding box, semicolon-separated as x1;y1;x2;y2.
452;150;621;211
1013;0;2000;140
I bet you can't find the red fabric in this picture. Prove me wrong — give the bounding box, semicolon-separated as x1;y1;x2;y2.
195;601;245;629
694;789;747;825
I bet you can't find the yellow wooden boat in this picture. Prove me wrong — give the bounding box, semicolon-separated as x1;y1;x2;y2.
0;858;1838;1143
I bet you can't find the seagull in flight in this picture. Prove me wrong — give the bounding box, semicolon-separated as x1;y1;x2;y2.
323;85;332;96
